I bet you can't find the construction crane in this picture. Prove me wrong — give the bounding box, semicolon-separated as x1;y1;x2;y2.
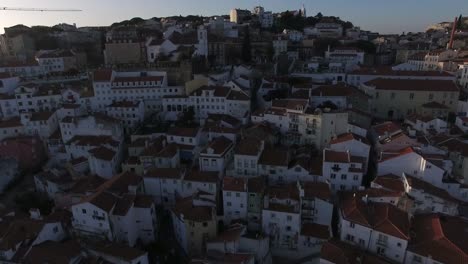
1;7;81;12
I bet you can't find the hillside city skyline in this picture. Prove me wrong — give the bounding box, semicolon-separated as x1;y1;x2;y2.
0;0;467;34
0;1;468;264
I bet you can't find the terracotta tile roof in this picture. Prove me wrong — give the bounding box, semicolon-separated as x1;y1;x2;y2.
406;175;461;203
321;239;392;264
265;203;297;213
0;72;14;79
271;99;308;111
311;82;369;99
340;193;410;240
185;170;218;183
206;113;242;127
408;214;468;264
357;188;403;198
323;149;350;163
167;127;200;137
133;195;153;208
112;194;135;216
259;147;289;167
87;191;117;212
191;85;231;97
89;146;116;161
223;177;247;192
67;135;119;147
24;240;81;264
113;76;164;84
227;90;250;101
350;66;454;77
267;184;300;201
330;133;370;145
201;136;233;155
209;224;245;242
0;117;22;128
105;171;143;195
93;69;113;82
156;143;179;158
247;176;265;194
366;78;459;92
144;167;183;179
235;137;262;156
372;121;402;136
91;242;147;261
379;147;415;162
302;182;331;201
173;197;214;222
70;175;106;194
373;174;406;193
29;111;54;122
301;223;330;239
290;89;310;99
0;218;45;251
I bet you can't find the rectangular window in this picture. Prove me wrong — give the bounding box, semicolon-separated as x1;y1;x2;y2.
409;93;414;100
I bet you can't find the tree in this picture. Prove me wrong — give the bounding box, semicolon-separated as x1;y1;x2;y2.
241;27;252;63
316;12;323;19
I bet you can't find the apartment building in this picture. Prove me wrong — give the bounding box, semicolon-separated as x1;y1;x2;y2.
162;85;250;121
361;78;459;119
251;99;349;148
322;149;365;192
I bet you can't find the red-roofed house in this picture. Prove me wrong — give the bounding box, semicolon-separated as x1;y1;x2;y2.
322;149;365;192
378;147;448;188
338;194;410;263
405;214;468;264
262;183;301;251
223;177;248;225
199;136;234;172
143;167;185;205
329;133;371;171
171;195;217;256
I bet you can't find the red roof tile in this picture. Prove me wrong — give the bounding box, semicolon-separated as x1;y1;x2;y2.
409;214;468;263
330;133;370;145
223;177;247;192
93;69;113;82
373;174;406;193
340;193;410;240
366;78;459;92
324;149;350;163
301;223;330;239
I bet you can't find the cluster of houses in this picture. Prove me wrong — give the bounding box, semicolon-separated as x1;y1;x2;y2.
0;4;468;264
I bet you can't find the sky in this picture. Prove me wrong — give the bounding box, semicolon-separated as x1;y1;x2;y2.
0;0;466;34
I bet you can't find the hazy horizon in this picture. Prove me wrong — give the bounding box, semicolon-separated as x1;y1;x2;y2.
0;0;466;34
